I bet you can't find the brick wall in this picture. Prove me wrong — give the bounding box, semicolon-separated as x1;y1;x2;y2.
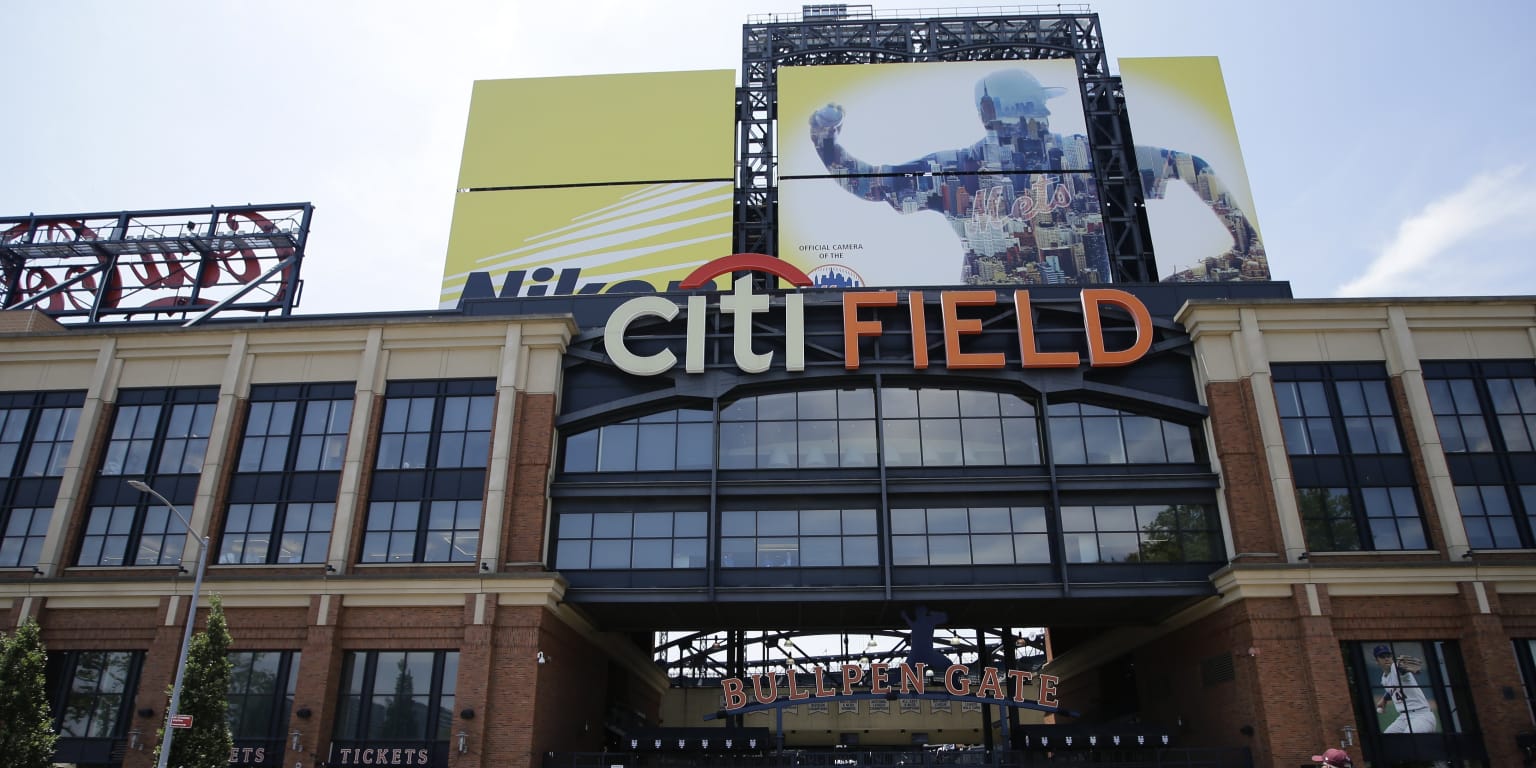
505;392;556;568
1205;380;1286;561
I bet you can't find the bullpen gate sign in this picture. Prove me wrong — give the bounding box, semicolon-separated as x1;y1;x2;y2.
602;253;1153;377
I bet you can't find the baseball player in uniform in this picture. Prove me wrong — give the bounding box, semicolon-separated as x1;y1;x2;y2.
1374;644;1438;733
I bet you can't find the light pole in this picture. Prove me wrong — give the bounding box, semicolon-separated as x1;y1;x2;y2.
128;479;210;768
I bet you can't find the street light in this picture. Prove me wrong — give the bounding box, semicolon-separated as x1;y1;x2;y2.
128;480;210;768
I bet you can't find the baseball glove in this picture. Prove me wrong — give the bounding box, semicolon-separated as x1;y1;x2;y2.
1394;655;1423;673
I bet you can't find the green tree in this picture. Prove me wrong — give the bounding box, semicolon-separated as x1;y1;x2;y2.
0;618;58;768
157;594;234;768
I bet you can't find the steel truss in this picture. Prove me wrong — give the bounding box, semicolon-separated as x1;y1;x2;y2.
656;628;1047;687
737;6;1157;282
1;202;313;325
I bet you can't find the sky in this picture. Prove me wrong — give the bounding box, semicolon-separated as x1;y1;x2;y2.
4;0;1535;315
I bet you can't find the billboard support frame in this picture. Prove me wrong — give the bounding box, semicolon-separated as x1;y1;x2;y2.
738;8;1157;283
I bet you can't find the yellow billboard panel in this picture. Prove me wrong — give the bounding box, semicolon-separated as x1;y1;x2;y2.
456;70;737;190
1118;57;1270;282
440;182;733;307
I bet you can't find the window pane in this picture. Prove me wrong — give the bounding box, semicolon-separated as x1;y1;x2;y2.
839;421;877;467
719;422;755;469
1082;417;1126;463
891;536;927;565
920;419;963;466
1123;417;1164;463
838;389;876;419
918;389;959;418
928;535;970;565
882;420;921;466
631;539;671;568
676;423;713;469
927;508;967;534
598;425;637;471
798;421;837;467
798;390;837;419
1002;417;1040;464
960;418;1005;465
844;537;879;566
1048;417;1085;464
890;508;925;535
564;431;598;472
801;537;841;566
958;390;1001;417
636;424;678;471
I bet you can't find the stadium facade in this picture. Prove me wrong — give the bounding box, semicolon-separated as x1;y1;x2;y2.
3;6;1535;768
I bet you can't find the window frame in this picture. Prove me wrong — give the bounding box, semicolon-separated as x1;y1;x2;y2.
1425;360;1536;550
228;650;301;751
219;383;354;566
362;380;495;565
78;387;218;568
0;390;85;569
46;649;144;742
1274;364;1428;553
333;650;459;745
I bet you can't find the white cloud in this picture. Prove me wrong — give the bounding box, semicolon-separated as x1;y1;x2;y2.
1336;165;1536;297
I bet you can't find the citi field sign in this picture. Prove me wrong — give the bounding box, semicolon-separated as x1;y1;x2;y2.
603;253;1153;377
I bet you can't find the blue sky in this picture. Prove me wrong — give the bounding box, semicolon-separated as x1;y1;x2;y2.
4;0;1533;313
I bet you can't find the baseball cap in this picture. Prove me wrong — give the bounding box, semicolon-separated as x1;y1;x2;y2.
1373;644;1393;658
1312;748;1353;767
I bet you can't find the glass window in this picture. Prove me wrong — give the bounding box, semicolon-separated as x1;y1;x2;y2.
362;501;428;564
1515;639;1536;729
720;508;878;568
228;651;300;741
47;650;142;739
1298;487;1360;553
1361;487;1429;551
0;507;50;568
1275;381;1340;455
1298;483;1430;553
83;388;218;567
1278;366;1422;553
1427;363;1536;550
1296;479;1413;552
1346;641;1476;739
155;402;216;475
377;391;494;471
1060;503;1222;564
220;502;333;565
1047;402;1196;465
891;506;1053;565
1426;379;1494;453
555;509;708;570
1489;377;1536;451
563;408;715;472
885;388;1042;467
1454;485;1523;550
561;386;1053;472
1276;370;1404;457
240;388;354;474
366;380;494;565
334;651;457;744
222;384;352;566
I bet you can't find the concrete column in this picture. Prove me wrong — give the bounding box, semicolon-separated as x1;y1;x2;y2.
36;338;119;576
327;328;385;573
